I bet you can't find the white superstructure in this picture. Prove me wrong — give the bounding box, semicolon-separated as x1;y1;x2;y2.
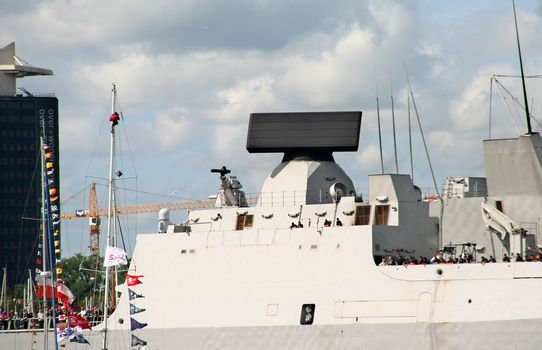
2;112;542;350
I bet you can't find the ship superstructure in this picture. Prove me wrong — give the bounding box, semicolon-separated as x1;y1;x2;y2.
2;112;542;350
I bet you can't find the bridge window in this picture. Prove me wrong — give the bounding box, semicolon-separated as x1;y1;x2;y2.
235;214;254;230
354;205;371;225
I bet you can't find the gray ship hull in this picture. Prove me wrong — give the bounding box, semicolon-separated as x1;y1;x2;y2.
2;319;542;350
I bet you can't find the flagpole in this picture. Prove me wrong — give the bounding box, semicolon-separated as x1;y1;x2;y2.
102;83;118;350
39;137;50;350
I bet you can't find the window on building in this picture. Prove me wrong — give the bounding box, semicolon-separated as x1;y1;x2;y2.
235;214;254;230
354;205;371;225
374;205;390;225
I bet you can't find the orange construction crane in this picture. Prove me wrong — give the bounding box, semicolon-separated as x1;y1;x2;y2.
61;198;217;220
88;182;100;256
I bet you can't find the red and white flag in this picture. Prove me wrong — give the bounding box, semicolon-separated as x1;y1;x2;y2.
57;281;75;304
103;246;128;267
35;271;56;299
126;274;144;286
67;314;91;330
35;272;75;305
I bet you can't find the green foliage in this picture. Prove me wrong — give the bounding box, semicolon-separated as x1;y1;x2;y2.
57;254;105;308
56;254;130;308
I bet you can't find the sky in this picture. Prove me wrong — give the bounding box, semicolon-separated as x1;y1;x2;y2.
2;0;542;257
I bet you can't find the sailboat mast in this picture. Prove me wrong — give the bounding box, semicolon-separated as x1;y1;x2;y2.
39;137;49;350
102;83;118;350
512;0;532;134
0;267;5;312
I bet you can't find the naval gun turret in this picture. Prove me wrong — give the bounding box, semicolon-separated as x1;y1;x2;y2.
211;166;248;208
246;111;362;206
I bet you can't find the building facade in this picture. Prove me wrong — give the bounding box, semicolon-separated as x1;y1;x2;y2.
0;96;59;287
0;42;57;288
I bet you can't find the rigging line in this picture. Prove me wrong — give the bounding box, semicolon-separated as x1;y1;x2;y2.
502;79;542;126
84;100;110;176
43;143;60;350
15;148;41;286
403;68;440;197
58;184;89;206
493;77;542;128
403;63;443;248
114;89;138;179
115;214;128;255
492;74;542;78
495;83;521;135
92;182;202;201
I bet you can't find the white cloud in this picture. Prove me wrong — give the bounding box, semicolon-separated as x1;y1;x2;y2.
144;108;192;150
355;144;382;169
214;75;276;122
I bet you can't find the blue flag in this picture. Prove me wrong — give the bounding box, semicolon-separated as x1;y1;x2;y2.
130;303;146;315
128;288;144;300
70;334;90;344
131;334;147;346
130;317;148;331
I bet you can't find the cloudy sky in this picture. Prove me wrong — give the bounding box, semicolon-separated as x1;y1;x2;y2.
2;0;542;257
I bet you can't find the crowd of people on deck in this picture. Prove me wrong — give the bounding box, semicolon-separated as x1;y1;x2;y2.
0;307;104;331
378;252;542;266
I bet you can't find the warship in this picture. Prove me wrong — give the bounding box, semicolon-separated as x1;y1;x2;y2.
2;110;542;349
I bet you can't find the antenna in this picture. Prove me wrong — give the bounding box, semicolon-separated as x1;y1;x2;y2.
512;0;532;133
408;94;413;181
404;63;443;247
390;87;399;173
376;97;384;174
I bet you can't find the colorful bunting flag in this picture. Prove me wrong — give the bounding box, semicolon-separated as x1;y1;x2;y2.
131;334;147;347
70;334;90;344
67;313;91;330
128;288;144;300
130;317;147;331
130;303;146;315
56;326;76;343
126;274;144;286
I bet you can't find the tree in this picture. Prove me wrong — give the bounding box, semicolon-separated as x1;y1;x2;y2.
57;254;105;308
56;254;128;309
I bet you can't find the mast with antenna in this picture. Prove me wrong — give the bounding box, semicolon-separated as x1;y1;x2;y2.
102;83;119;350
512;0;532;134
39;137;49;350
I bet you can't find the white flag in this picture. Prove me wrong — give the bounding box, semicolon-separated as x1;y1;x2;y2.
103;246;128;267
